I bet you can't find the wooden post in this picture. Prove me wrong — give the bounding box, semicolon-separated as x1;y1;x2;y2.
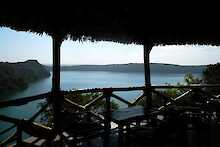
104;89;112;147
16;122;22;146
52;35;62;132
144;44;153;109
52;36;61;93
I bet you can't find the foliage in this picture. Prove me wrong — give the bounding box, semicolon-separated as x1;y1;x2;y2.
203;63;220;83
184;73;201;85
138;73;202;107
0;60;50;93
39;92;119;127
64;92;119;111
203;63;220;94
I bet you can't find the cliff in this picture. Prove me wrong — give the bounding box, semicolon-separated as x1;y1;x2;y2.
0;60;50;93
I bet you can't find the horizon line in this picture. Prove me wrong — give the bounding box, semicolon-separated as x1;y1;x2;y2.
43;62;209;66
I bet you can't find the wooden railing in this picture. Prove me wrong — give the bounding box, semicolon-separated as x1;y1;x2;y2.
0;92;51;146
1;84;220;146
63;84;220;110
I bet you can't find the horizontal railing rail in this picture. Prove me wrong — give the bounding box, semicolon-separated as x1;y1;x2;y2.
0;92;50;108
62;84;220;94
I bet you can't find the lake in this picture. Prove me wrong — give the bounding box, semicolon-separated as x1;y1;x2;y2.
0;71;201;140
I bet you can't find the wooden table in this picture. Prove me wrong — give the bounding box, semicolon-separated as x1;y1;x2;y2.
111;105;145;147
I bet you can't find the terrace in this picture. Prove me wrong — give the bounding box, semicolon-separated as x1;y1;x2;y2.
1;6;220;147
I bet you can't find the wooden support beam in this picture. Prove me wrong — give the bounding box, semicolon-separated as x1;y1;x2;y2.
103;89;112;147
144;44;152;87
16;124;22;146
52;35;63;133
52;36;62;93
143;44;153;109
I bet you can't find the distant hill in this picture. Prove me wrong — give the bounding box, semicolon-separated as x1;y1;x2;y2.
0;60;50;94
46;63;206;74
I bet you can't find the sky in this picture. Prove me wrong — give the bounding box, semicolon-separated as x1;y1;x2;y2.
0;27;220;65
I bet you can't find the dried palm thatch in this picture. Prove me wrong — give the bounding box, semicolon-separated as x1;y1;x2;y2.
0;6;220;46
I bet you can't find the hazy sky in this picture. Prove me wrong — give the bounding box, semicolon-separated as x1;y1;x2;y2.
0;27;220;65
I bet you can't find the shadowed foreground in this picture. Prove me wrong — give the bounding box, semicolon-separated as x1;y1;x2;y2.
1;85;220;147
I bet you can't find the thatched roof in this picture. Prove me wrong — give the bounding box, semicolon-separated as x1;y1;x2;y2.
1;6;220;45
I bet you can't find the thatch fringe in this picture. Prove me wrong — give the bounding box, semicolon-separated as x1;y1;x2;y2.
1;7;220;45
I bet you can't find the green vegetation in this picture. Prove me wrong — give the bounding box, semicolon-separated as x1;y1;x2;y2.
64;92;119;111
203;63;220;84
0;60;50;95
150;63;220;107
138;73;202;107
39;92;119;127
184;73;201;85
203;63;220;94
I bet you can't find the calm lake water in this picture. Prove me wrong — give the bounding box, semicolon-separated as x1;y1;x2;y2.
0;71;201;140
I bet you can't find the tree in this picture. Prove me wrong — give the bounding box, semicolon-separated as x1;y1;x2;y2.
203;63;220;94
150;73;201;107
184;73;200;85
39;92;119;127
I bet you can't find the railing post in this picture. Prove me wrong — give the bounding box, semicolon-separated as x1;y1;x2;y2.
144;43;153;109
51;35;63;134
16;121;22;146
103;88;112;147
